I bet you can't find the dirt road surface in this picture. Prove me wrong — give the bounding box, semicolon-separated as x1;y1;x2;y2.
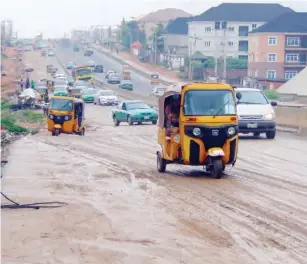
2;50;307;264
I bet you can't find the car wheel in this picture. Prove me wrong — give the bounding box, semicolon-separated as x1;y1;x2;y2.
94;100;97;105
157;151;166;173
113;116;120;126
152;120;157;125
266;130;276;139
128;116;133;126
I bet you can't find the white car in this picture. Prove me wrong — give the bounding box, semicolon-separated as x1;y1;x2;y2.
235;88;277;139
94;90;118;105
88;60;95;67
105;70;115;79
151;86;166;97
54;73;66;79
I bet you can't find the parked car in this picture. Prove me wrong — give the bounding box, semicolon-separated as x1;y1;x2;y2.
112;100;158;126
84;49;93;56
81;88;97;103
93;64;104;73
235;88;277;139
87;60;95;67
151;86;166;97
119;80;133;90
107;73;120;84
94;90;118;105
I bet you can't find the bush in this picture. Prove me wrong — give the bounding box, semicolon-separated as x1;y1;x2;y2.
264;89;279;100
1;98;12;110
1;116;28;133
19;110;44;123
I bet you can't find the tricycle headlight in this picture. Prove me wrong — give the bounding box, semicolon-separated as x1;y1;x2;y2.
193;127;201;136
227;127;236;136
263;113;275;120
64;116;69;120
49;114;54;119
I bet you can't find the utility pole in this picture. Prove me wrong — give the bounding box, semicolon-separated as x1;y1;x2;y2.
222;28;227;80
188;33;201;80
154;33;157;65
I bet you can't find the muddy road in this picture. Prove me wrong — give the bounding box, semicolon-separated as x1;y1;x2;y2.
2;50;307;264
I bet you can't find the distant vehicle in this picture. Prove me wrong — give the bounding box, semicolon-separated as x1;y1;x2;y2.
84;49;93;56
93;64;104;73
47;50;55;56
107;73;120;84
53;80;68;89
73;46;80;52
105;70;115;79
87;60;95;67
24;45;32;51
151;86;167;97
71;66;93;82
94;90;118;105
119;80;133;90
54;73;67;80
81;88;96;103
53;87;69;97
67;76;74;86
66;62;75;70
112;100;158;126
235;87;277;139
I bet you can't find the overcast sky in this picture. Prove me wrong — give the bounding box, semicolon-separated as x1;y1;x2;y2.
1;0;306;38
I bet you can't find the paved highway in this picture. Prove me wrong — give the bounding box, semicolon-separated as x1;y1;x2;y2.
55;44;155;96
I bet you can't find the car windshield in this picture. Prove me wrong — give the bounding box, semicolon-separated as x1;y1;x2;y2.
54;87;67;91
126;102;150;110
74;81;85;86
76;68;91;77
236;90;268;105
83;89;96;95
122;80;131;84
100;90;114;96
183;90;236;116
71;89;81;93
50;99;73;111
54;81;66;86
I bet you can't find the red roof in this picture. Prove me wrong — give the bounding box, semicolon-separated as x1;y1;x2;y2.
130;41;142;49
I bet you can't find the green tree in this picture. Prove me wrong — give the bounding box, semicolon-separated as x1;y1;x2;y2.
152;23;166;52
120;19;146;48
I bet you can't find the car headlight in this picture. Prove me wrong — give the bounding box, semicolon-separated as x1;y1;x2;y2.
227;127;236;136
263;113;275;120
193;127;201;136
49;114;54;119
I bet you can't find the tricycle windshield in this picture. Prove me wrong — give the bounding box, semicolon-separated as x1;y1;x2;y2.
127;102;150;110
50;99;73;111
183;90;236;116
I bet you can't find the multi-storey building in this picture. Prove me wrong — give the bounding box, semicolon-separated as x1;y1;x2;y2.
187;3;294;60
248;12;307;82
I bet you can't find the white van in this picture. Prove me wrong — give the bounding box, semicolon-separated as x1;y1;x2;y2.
235;88;277;139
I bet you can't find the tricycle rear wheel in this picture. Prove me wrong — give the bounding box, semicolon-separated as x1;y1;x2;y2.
157;152;166;173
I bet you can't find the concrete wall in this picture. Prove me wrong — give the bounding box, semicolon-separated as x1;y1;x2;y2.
275;106;307;136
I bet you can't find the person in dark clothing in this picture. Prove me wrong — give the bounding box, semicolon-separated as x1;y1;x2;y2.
44;89;49;103
25;78;30;88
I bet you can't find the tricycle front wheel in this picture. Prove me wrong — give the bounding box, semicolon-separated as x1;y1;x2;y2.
210;159;224;179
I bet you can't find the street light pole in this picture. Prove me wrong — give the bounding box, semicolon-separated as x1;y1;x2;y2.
188;34;201;80
154;33;157;65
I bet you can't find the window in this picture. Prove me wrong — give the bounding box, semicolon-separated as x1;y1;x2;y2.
252;24;257;30
268;37;277;45
286;53;298;62
205;27;211;32
228;41;234;46
183;90;236;116
215;21;221;30
287;37;299;46
238;55;248;60
285;71;297;80
228;27;235;31
204;41;211;47
236;90;268;105
267;70;276;79
268;53;277;62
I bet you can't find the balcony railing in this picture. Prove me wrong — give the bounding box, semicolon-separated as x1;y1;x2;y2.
284;61;307;66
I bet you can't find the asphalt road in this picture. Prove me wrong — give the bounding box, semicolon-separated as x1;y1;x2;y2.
55;44;155;96
2;49;307;264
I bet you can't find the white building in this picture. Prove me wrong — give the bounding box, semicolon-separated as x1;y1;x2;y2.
187;3;294;60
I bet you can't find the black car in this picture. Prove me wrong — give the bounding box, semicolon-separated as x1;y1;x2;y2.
93;65;103;73
73;47;79;52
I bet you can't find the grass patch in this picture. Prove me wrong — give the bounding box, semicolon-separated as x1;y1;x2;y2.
264;89;280;100
1;100;44;132
1;53;8;59
1;116;28;133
